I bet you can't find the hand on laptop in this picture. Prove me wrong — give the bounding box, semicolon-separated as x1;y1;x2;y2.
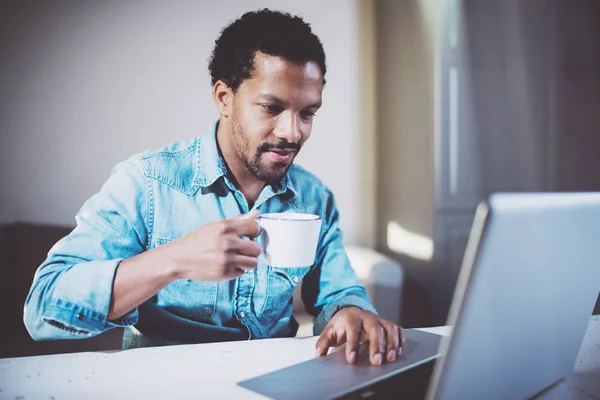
315;306;405;366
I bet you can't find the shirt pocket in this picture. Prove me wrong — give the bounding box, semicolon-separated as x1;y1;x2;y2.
262;266;311;320
153;237;219;320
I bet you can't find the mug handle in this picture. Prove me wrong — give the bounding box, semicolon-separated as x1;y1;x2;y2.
254;219;269;261
254;218;263;235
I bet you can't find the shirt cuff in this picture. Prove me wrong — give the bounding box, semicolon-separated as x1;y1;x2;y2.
45;259;139;335
313;293;378;335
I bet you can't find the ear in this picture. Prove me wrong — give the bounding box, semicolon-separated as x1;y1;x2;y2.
213;80;234;118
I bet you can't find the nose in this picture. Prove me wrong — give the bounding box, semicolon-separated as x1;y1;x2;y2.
274;111;301;143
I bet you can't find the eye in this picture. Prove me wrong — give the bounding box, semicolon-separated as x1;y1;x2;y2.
261;104;283;115
300;110;316;121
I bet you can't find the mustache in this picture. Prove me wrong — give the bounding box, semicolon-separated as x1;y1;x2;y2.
258;140;301;153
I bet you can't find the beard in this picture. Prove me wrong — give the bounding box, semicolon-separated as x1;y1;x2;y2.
231;114;301;185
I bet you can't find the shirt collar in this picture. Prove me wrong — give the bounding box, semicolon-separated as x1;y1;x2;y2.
194;120;228;188
194;120;297;198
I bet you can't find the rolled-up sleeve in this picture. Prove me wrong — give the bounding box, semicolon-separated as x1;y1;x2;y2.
23;157;148;340
301;188;378;335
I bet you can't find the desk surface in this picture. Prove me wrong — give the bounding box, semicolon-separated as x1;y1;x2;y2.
0;319;597;400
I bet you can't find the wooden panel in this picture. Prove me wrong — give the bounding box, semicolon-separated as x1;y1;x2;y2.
435;0;484;212
432;212;476;324
0;224;9;345
553;0;600;191
437;0;552;213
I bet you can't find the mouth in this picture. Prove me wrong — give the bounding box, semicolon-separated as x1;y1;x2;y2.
266;149;297;164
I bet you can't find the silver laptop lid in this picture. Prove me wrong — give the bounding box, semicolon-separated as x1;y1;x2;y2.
428;193;600;400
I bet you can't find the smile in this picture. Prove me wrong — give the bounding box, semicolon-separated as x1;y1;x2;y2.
267;149;296;164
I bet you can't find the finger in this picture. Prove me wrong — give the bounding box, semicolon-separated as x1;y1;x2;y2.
236;210;261;237
231;209;260;220
228;236;262;257
230;268;246;279
226;254;259;271
221;217;262;238
398;325;406;356
315;328;335;357
365;320;386;366
383;322;399;362
345;326;361;364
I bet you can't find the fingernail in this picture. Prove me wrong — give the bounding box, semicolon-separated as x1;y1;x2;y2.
398;347;403;356
387;349;396;362
315;346;321;357
349;351;357;363
373;353;382;366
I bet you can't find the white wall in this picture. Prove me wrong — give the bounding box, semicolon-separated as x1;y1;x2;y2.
0;0;371;245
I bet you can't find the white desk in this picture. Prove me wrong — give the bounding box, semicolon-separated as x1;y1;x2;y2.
0;320;597;400
0;326;448;400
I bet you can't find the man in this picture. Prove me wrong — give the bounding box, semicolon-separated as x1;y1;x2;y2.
24;8;404;367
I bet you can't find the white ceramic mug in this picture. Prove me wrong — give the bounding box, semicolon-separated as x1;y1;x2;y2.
256;213;322;268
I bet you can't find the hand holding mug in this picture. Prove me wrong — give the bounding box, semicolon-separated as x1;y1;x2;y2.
163;210;262;282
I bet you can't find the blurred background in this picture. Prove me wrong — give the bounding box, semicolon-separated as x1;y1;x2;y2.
1;0;599;357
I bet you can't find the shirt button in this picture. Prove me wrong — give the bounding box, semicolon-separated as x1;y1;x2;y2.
293;277;299;284
76;313;85;321
240;311;246;318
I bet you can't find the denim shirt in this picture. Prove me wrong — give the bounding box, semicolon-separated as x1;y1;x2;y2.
24;121;376;347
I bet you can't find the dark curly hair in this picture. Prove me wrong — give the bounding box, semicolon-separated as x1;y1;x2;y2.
209;8;327;91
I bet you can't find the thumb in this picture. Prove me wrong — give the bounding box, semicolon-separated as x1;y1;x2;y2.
231;209;260;220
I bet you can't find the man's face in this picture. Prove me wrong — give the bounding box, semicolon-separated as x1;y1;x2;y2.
229;52;323;184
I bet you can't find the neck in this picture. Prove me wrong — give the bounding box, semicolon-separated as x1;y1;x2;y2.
216;119;265;207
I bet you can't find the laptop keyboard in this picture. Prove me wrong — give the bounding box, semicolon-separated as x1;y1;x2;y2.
332;360;435;400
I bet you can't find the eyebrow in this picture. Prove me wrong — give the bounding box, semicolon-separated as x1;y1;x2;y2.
257;94;322;110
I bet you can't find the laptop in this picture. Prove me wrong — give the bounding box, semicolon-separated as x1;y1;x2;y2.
239;193;600;400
